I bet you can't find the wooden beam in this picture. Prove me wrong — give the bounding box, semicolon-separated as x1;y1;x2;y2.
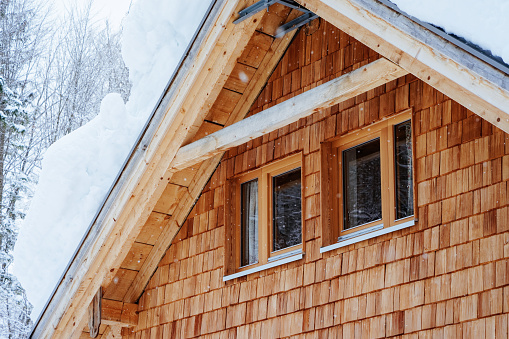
171;57;407;170
101;326;122;339
297;0;509;133
88;289;102;338
101;299;138;327
122;20;300;303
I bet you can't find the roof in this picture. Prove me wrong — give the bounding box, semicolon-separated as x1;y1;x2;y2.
32;0;509;337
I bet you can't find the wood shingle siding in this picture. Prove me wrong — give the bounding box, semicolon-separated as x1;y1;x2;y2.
122;19;509;338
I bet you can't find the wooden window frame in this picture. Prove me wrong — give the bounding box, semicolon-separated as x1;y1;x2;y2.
321;109;416;248
225;153;303;277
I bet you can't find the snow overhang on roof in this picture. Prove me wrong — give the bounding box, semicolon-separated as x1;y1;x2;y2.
33;0;509;337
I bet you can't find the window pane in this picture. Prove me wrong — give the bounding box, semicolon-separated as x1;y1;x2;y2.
273;168;302;252
241;179;258;266
395;120;414;219
343;139;382;229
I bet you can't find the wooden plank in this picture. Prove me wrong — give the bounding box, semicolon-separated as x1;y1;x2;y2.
153;183;188;215
238;31;274;68
224;63;257;93
101;326;122;339
122;156;223;303
205;89;243;126
88;289;102;338
169;167;198;187
135;212;169;245
190;121;224;143
171;58;407;170
297;0;509;133
102;269;138;301
256;3;292;36
101;299;138;327
120;242;153;271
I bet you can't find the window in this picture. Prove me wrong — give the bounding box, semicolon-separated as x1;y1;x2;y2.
224;153;303;279
321;110;415;250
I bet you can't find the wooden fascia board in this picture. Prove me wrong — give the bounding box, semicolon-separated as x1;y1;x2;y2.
171;57;407;170
62;8;264;338
297;0;509;133
31;0;262;337
59;2;264;337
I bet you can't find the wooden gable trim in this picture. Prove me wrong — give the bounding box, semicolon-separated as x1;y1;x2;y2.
121;8;304;304
171;57;407;171
298;0;509;133
33;1;266;337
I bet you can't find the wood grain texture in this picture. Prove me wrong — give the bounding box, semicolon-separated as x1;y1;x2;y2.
171;58;407;170
121;9;303;305
125;18;509;339
34;1;264;337
296;0;509;133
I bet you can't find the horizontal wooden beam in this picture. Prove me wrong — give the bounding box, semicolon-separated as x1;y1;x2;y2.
171;57;407;170
101;299;138;327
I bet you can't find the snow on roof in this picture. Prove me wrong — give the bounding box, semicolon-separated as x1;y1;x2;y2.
12;0;210;321
390;0;509;65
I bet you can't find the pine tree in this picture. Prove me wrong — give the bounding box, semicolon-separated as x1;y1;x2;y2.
0;78;33;338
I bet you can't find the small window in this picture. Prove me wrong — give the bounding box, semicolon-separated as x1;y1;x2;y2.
321;110;415;246
240;179;258;267
272;168;302;251
226;153;303;274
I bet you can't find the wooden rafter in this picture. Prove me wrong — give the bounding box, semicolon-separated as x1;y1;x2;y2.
122;9;302;304
172;58;407;171
296;0;509;133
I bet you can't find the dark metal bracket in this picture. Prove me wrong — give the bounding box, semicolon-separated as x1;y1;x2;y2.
233;0;318;38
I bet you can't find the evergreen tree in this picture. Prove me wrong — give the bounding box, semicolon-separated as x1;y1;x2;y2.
0;1;131;336
0;78;33;338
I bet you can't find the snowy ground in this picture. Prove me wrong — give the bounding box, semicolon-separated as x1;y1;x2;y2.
12;0;509;326
13;0;209;321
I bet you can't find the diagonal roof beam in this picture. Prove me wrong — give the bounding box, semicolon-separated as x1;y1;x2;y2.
171;58;407;171
122;12;302;303
34;1;267;337
297;0;509;134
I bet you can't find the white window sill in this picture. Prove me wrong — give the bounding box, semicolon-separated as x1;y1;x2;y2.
320;219;415;254
223;251;304;282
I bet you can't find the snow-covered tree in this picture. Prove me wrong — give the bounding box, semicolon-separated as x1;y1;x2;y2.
0;0;131;337
36;2;131;147
0;78;34;338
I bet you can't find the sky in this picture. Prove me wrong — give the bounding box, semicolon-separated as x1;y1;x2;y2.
54;0;135;30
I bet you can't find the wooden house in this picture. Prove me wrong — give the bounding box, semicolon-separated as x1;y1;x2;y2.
32;0;509;338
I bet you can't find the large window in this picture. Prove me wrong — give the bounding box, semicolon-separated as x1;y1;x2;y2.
321;110;415;248
226;153;303;276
